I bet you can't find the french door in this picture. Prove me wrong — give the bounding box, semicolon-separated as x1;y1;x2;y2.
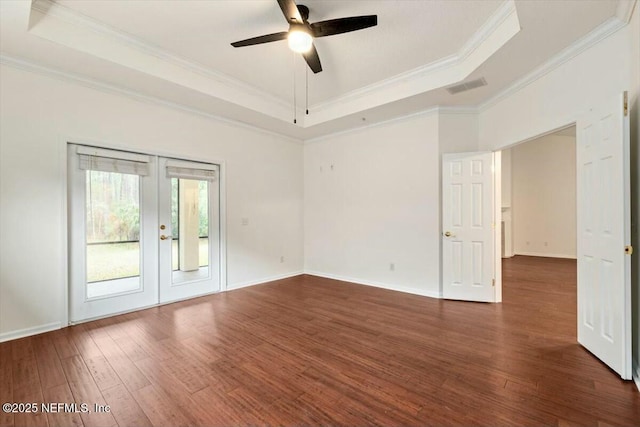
158;158;220;303
68;145;220;323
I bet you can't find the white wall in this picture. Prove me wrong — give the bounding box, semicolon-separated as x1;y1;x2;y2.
304;113;442;297
510;134;576;258
479;26;633;151
303;111;479;298
0;64;304;340
438;112;479;154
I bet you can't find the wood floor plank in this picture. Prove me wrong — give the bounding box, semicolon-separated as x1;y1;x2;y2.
112;337;149;363
86;327;150;392
83;355;121;392
101;384;151;427
42;384;84;427
132;385;191;427
12;384;49;427
49;329;80;360
11;338;34;362
190;386;261;426
133;356;216;412
67;325;103;361
31;335;66;390
60;355;117;427
11;337;49;427
11;351;40;392
2;256;639;426
0;342;15;427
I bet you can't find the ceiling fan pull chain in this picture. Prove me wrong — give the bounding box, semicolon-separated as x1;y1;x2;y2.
306;65;309;116
293;51;297;124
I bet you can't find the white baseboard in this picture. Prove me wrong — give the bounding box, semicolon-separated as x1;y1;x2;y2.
0;322;62;343
226;271;303;291
304;270;442;299
633;360;640;392
514;251;577;259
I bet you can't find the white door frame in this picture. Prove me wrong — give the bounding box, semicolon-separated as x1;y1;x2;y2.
493;151;503;303
63;139;227;325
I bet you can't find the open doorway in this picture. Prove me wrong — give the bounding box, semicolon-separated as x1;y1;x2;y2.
501;126;577;261
471;93;630;380
499;126;578;332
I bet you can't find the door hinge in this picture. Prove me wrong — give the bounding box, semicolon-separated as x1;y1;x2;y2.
492;279;495;287
625;245;633;255
624;92;628;116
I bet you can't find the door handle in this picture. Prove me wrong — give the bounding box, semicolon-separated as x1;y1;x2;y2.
443;231;455;237
160;235;173;240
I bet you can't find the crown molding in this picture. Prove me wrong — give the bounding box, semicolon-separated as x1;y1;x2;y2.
29;0;292;111
457;0;519;63
309;0;517;115
305;0;520;127
478;15;627;112
27;0;517;130
438;106;479;115
13;0;629;139
0;54;303;144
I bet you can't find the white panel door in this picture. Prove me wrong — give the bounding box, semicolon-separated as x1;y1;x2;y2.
576;92;631;379
158;158;220;303
442;152;496;302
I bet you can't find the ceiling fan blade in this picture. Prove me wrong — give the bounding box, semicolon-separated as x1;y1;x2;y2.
303;44;322;74
310;15;378;37
231;31;289;47
277;0;303;23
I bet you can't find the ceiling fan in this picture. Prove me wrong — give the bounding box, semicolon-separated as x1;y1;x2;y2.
231;0;378;74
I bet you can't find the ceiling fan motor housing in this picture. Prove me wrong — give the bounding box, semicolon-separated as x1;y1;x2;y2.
296;5;310;22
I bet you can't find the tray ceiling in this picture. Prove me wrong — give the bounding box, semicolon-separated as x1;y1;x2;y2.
0;0;626;139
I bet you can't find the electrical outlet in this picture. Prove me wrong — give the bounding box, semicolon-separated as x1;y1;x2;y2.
390;262;395;271
241;217;249;226
280;256;285;263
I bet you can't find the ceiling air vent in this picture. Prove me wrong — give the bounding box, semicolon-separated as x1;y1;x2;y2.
446;77;487;95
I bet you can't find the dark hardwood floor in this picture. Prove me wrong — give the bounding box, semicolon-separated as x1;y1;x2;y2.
1;256;638;426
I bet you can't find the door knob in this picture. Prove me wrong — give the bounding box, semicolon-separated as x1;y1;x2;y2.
160;235;173;240
444;231;453;237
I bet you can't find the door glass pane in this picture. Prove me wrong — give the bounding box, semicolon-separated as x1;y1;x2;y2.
171;178;209;284
85;170;141;298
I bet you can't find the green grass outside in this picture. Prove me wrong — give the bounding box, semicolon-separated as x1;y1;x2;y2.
87;239;209;282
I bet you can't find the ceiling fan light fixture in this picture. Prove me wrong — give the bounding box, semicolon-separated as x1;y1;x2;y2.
230;1;378;74
288;28;313;53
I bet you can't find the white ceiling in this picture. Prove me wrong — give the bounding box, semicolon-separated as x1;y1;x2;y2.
0;0;629;140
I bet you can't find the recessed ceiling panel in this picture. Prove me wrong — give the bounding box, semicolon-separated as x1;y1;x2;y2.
54;0;504;103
